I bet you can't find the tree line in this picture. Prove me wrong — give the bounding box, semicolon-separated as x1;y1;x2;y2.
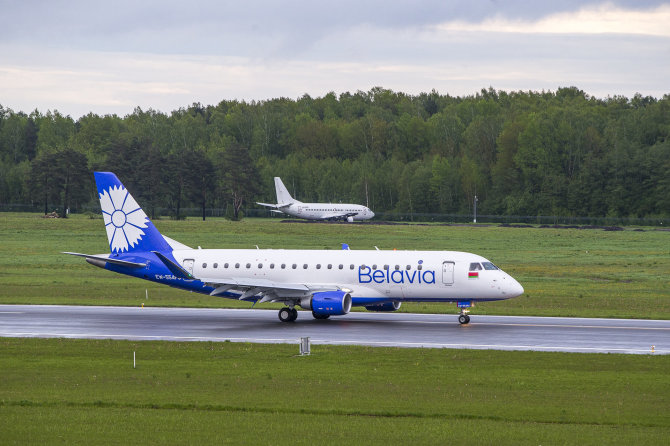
0;86;668;220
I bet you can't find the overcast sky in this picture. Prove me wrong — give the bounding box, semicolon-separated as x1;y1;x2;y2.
1;0;669;118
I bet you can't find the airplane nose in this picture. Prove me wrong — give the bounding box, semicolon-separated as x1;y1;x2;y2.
508;277;524;297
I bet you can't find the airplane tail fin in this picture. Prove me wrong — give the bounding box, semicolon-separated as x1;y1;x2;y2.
94;172;172;254
274;177;295;205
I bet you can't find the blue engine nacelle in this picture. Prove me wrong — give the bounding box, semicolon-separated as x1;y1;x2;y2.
300;291;352;316
364;301;401;312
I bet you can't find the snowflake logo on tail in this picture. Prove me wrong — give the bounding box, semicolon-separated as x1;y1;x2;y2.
99;185;148;252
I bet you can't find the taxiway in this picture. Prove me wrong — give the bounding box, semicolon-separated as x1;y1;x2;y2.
0;305;667;354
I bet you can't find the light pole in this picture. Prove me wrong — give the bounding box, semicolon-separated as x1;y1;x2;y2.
473;195;478;223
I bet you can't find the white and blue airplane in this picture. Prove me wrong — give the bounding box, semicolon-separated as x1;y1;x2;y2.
257;177;374;222
66;172;524;324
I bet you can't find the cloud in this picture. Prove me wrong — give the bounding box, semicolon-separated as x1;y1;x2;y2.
1;1;668;117
435;3;670;36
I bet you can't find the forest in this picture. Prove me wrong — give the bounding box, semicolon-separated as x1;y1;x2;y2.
0;86;668;221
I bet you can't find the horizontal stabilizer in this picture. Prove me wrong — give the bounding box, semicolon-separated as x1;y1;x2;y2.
151;251;194;280
63;252;146;268
257;202;292;210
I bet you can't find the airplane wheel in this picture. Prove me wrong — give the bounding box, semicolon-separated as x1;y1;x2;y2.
290;308;298;321
279;308;294;322
312;312;330;320
458;314;470;325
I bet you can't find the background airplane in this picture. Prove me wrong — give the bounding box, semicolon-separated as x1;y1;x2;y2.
257;177;374;222
66;172;524;324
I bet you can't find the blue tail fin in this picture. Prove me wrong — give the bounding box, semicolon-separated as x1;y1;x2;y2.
94;172;171;254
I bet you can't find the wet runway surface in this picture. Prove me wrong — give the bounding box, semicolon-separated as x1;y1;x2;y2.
1;305;668;354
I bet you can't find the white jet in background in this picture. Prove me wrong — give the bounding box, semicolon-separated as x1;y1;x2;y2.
257;177;374;222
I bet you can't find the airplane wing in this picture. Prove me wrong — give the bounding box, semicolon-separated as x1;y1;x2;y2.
197;276;344;302
319;212;359;221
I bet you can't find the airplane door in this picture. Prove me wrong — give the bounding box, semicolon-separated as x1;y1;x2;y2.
442;261;454;285
183;259;194;275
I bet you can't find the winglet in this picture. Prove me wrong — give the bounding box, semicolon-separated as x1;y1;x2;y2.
342;243;350;250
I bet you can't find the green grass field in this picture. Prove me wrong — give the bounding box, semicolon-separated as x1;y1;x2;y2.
1;212;668;318
1;338;669;445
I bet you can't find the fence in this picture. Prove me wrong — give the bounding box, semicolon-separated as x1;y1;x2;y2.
1;203;665;227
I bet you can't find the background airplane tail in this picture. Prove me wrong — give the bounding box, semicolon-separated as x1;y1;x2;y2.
94;172;172;254
274;177;296;205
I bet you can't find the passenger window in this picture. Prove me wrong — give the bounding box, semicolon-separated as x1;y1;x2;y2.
292;264;297;269
327;264;332;269
339;264;343;270
281;264;286;269
246;263;251;269
469;263;483;271
372;264;377;270
202;263;207;268
213;263;218;268
384;265;389;270
395;265;400;270
482;262;499;270
406;265;411;270
258;263;263;268
224;263;229;268
361;264;367;270
316;264;321;269
303;264;308;269
418;264;422;271
235;263;240;268
350;264;354;270
270;264;275;269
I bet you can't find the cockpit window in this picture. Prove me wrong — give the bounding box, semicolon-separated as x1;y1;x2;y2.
482;262;499;270
469;262;483;271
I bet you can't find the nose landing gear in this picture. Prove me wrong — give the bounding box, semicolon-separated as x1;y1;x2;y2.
457;301;472;325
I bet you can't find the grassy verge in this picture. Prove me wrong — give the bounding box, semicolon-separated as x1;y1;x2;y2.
1;338;669;445
1;213;669;318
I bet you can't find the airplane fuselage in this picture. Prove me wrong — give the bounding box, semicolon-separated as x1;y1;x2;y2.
278;203;374;221
109;248;523;305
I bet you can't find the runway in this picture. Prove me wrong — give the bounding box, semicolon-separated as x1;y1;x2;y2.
1;304;668;354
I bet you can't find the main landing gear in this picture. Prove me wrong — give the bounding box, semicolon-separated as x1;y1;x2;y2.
458;309;471;325
278;307;298;322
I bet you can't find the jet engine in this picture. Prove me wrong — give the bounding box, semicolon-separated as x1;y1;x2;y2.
364;301;401;312
300;290;352;316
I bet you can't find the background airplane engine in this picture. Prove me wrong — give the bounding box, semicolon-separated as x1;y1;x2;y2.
347;216;354;222
364;301;402;312
300;291;352;316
